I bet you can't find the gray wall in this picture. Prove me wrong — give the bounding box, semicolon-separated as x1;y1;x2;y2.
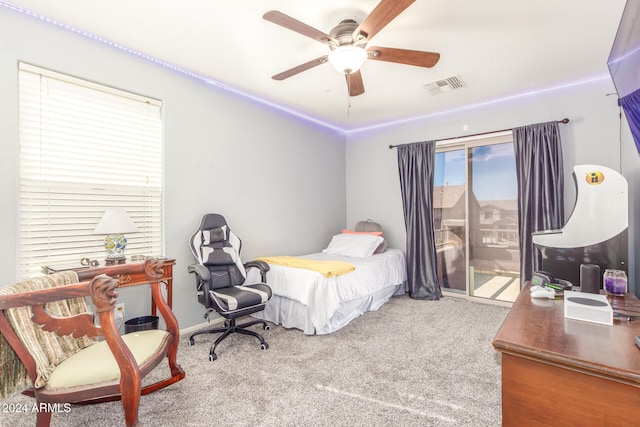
345;77;640;294
2;5;638;332
0;8;346;328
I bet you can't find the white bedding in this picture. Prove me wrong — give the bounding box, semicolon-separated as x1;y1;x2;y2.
248;249;406;334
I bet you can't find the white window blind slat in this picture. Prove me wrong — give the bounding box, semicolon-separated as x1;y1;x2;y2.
19;63;163;278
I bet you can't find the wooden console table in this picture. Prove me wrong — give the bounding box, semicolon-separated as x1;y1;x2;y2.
493;283;640;426
43;258;175;316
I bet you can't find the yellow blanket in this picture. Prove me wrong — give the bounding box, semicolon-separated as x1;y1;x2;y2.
256;256;355;278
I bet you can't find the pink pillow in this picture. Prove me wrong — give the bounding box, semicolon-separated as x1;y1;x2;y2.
342;229;382;236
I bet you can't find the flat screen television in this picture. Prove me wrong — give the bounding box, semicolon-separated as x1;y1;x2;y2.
608;0;640;153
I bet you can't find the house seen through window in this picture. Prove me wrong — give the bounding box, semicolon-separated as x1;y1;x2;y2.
434;134;520;303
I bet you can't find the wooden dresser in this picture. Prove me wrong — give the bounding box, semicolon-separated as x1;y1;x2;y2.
492;283;640;426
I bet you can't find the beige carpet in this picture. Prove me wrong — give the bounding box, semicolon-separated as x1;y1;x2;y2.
1;295;509;427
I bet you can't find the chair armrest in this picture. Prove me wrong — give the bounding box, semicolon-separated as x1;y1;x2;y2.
188;264;211;281
245;260;270;283
0;273;128;391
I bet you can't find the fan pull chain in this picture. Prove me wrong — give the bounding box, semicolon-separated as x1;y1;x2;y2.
346;72;352;116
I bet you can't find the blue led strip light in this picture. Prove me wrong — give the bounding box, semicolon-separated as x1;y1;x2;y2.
1;1;611;136
0;1;345;134
346;74;610;136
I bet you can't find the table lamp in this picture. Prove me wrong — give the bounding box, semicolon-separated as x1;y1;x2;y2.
94;208;139;265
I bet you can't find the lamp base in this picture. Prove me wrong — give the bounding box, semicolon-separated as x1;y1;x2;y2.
105;256;127;266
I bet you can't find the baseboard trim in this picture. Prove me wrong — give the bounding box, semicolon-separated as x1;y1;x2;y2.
179;317;224;336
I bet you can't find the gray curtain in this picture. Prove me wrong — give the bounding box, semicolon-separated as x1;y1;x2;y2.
513;121;564;286
397;141;441;300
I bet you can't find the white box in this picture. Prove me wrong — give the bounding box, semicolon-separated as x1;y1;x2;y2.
563;291;613;326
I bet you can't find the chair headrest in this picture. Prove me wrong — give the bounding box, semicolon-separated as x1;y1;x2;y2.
202;226;227;245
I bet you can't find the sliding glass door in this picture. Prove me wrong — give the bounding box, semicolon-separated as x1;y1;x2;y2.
434;135;520;302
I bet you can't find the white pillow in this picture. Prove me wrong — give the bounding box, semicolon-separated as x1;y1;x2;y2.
322;233;384;258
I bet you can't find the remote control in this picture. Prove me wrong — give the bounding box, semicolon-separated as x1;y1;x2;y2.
635;336;640;349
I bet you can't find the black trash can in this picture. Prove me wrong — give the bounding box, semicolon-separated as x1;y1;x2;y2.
124;315;159;334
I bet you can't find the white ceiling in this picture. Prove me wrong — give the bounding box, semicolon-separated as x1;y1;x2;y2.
4;0;627;133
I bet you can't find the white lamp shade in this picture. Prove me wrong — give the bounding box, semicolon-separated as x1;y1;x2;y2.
328;45;367;74
94;209;139;234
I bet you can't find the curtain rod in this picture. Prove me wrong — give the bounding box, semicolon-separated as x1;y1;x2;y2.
388;118;570;149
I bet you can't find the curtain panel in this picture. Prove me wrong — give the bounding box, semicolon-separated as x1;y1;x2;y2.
513;121;565;286
619;88;640;154
397;141;441;300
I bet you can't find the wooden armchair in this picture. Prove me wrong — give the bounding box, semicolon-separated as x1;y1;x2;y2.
0;258;185;427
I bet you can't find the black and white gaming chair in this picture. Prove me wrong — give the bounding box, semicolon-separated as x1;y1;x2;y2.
188;213;272;361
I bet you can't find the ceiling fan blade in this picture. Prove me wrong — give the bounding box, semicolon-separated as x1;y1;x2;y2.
367;46;440;68
354;0;415;42
263;10;336;45
346;71;365;97
272;56;328;81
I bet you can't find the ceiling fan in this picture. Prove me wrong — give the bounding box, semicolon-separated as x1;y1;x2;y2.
263;0;440;97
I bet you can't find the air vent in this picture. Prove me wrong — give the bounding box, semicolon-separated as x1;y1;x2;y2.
423;75;466;96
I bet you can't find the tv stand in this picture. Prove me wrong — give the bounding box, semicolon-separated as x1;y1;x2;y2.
493;283;640;425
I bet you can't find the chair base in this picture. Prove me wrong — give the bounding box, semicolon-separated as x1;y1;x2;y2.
189;317;270;361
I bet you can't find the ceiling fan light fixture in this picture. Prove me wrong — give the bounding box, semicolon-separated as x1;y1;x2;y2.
328;45;367;74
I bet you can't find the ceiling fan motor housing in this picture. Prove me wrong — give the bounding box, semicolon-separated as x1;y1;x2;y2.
329;19;361;48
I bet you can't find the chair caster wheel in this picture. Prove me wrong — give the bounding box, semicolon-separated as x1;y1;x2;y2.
260;343;269;350
263;324;270;331
209;353;217;362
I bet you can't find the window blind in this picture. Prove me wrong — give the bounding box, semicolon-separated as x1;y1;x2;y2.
18;63;163;279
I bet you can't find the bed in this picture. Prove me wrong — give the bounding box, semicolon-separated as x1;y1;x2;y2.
248;227;407;335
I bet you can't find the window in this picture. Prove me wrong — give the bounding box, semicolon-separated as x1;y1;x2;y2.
18;63;163;279
434;133;520;302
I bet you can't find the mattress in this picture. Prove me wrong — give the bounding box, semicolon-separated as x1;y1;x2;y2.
248;249;407;334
